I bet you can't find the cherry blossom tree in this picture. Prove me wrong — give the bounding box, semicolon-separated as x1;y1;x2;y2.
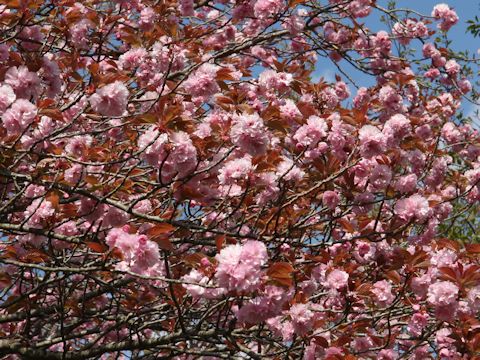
0;0;479;359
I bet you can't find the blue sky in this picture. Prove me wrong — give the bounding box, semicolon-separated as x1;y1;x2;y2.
312;0;480;117
394;0;478;51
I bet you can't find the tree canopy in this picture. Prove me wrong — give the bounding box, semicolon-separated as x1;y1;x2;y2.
0;0;480;359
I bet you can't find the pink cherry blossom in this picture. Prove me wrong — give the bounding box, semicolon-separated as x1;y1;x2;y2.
378;349;398;360
230;112;270;156
254;0;283;19
425;68;440;79
467;286;480;312
383;114;411;147
105;227;161;274
89;81;129;117
215;240;268;292
4;66;41;100
458;78;472;94
0;84;16;113
0;44;9;62
347;0;372;18
353;87;370;107
393;19;428;45
445;59;460;76
427;281;459;320
378;85;402;111
354;241;376;263
118;48;148;70
280;99;301;121
423;43;440;58
183;63;220;100
276;157;305;182
431;4;459;31
324;269;349;291
442;122;463;144
407;312;429;337
373;30;392;54
1;99;37;135
371;280;394;307
236;285;291;324
293;115;328;148
359;125;386;158
138;127;169;166
334;81;350;100
65;135;93;158
168;131;198;179
394;174;417;194
395;194;431;222
218;155;253;185
139;7;157;29
258;69;292;92
24;199;55;228
70;19;94;49
64;164;84;184
323;190;340;210
289;303;314;335
352;336;374;353
369;164;392;190
182;269;225;299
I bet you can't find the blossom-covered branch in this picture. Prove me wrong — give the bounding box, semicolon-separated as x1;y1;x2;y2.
0;0;479;359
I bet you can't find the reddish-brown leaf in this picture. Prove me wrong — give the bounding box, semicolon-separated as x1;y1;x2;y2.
46;192;60;209
438;267;458;283
154;237;174;251
62;203;78;217
469;333;480;352
408;250;430;269
466;244;480;254
217;80;229;92
1;246;18;260
436;238;461;252
0;273;12;288
136;114;158;124
216;68;237;81
147;223;176;236
84;175;99;185
40;108;63;121
313;336;329;349
184;252;207;267
5;0;20;8
337;218;355;233
86;242;108;253
267;262;294;288
37;99;55;109
385;270;402;284
5;296;27;314
215;234;225;252
297;102;317;118
215;95;234;105
20;250;49;264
